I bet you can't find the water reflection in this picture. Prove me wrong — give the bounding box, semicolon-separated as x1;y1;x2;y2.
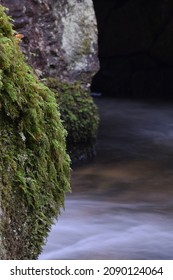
39;99;173;260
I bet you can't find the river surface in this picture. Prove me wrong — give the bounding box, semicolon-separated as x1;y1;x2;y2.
39;98;173;260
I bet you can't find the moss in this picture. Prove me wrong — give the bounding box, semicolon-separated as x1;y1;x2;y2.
0;6;70;259
46;78;99;163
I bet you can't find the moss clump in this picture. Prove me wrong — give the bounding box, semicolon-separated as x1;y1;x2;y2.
0;6;70;259
46;78;99;163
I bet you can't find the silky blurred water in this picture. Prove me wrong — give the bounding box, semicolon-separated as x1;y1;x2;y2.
39;99;173;260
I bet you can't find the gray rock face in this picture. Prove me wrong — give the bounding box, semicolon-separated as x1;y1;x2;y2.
58;0;98;81
3;0;173;97
91;0;173;98
1;0;98;84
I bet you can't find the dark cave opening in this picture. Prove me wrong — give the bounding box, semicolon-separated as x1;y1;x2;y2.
91;0;173;99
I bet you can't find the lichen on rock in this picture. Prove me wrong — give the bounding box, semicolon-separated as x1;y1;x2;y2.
60;0;98;79
0;5;70;259
2;0;99;86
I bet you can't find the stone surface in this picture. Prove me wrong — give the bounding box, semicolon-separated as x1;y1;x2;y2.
1;0;98;84
91;0;173;98
60;0;98;81
3;0;173;97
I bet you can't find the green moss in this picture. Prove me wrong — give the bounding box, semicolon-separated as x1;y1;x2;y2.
46;78;99;163
0;6;70;259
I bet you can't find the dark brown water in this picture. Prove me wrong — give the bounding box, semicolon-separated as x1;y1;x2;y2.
39;98;173;260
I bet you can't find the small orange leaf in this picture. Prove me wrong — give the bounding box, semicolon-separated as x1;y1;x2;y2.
15;34;24;39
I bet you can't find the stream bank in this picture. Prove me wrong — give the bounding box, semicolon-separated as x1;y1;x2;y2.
39;98;173;260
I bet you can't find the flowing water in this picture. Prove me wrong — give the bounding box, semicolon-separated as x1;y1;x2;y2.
39;98;173;260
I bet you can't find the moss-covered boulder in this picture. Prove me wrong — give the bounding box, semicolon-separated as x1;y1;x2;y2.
0;6;70;259
46;78;99;163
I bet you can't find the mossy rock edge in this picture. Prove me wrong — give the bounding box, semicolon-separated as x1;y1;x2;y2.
0;6;70;259
46;78;100;164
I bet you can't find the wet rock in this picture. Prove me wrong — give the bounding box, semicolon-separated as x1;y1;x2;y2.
2;0;98;84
